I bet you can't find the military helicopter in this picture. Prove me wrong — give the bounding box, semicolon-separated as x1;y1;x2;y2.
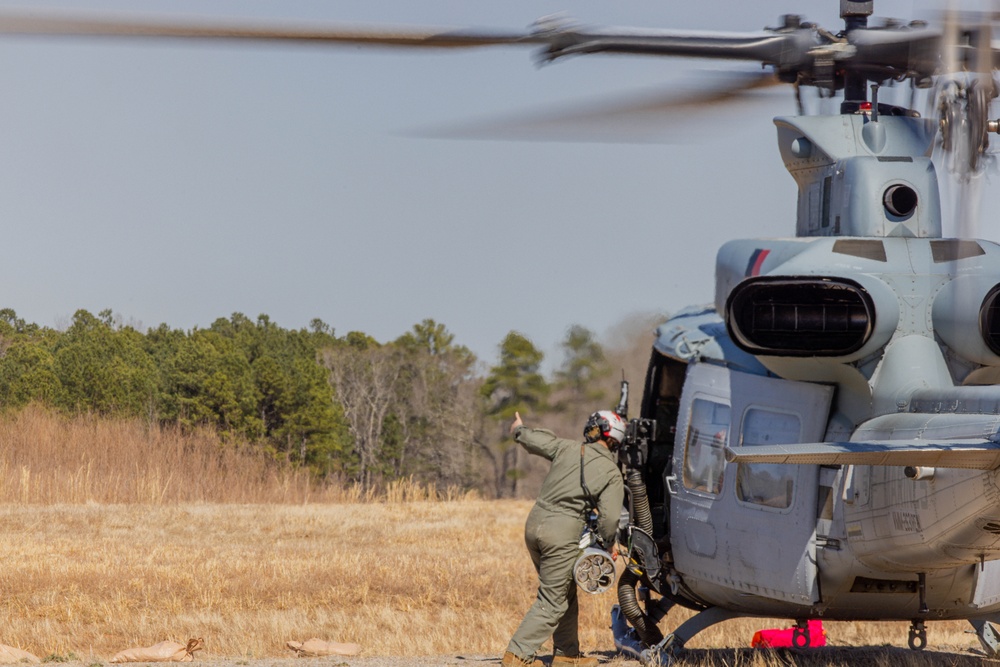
7;0;1000;664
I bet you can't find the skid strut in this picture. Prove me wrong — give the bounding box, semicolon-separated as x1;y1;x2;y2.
970;619;1000;658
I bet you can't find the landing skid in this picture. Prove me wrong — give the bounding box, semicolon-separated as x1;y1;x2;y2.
616;612;1000;662
612;604;748;665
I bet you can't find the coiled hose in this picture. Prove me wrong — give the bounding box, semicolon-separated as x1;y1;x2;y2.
617;468;662;645
627;468;654;535
617;569;663;645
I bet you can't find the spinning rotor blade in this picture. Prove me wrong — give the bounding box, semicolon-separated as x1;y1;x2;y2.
6;8;1000;142
0;11;818;65
0;11;544;48
414;71;782;143
846;27;941;79
0;11;947;83
532;25;814;65
930;6;999;237
0;9;997;90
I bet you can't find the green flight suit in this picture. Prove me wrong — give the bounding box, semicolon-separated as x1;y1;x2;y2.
506;426;625;661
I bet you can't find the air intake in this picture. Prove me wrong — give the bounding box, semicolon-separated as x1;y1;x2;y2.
726;277;875;356
980;283;1000;357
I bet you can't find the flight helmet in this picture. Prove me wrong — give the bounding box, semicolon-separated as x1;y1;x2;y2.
584;410;626;446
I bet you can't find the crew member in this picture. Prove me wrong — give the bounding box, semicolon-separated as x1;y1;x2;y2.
501;410;626;667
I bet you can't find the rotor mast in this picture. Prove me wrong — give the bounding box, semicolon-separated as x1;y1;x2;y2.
841;0;874;111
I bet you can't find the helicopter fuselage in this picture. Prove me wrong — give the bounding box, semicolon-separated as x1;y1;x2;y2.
619;110;1000;645
660;351;1000;622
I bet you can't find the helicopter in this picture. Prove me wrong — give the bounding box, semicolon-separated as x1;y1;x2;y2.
7;0;1000;665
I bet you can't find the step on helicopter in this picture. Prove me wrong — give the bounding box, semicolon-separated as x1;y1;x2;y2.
6;0;1000;664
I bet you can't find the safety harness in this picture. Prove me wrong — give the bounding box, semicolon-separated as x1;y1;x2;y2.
580;442;600;535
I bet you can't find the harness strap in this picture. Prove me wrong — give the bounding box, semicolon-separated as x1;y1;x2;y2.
580;443;599;530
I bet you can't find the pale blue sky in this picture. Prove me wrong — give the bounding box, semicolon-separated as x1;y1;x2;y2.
0;0;985;366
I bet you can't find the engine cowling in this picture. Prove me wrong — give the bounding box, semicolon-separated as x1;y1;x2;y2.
726;275;898;360
933;275;1000;366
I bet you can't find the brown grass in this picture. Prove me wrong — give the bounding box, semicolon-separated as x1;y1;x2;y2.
0;408;995;665
0;501;538;660
0;406;475;504
0;501;995;665
0;501;664;658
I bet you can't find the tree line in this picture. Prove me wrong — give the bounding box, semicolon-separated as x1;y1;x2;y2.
0;308;657;497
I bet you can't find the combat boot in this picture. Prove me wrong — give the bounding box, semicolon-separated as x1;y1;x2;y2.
500;651;543;667
552;655;599;667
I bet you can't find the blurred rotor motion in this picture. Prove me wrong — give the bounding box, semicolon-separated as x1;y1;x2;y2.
924;7;1000;239
408;71;783;144
3;7;1000;161
932;10;999;180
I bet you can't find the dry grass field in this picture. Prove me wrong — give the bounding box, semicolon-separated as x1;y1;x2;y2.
0;409;995;665
0;501;533;659
0;500;995;666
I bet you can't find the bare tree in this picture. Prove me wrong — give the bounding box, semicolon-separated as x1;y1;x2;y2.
323;321;488;493
604;311;669;404
322;344;403;490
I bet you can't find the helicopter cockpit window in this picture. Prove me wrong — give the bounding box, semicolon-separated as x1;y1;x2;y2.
736;408;801;510
682;399;729;495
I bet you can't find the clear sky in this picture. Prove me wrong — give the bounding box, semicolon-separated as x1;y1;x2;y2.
0;0;987;368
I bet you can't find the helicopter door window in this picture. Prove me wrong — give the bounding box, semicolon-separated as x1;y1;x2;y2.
682;398;729;495
736;408;801;510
